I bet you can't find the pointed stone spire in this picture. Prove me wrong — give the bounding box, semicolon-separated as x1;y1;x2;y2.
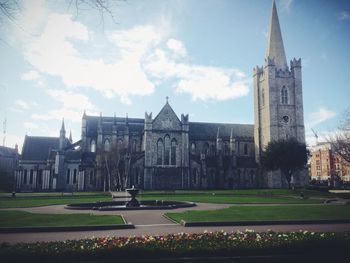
60;118;65;132
266;0;287;69
60;118;66;138
113;112;117;125
59;118;66;150
82;110;86;119
69;130;73;143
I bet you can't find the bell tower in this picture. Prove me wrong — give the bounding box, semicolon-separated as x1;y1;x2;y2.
253;0;306;187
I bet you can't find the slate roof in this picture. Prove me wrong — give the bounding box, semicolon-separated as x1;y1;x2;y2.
189;122;254;141
85;116;144;137
0;146;18;158
85;115;254;141
21;136;60;161
65;150;82;161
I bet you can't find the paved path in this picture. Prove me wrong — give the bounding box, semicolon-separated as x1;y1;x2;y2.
1;223;350;244
0;203;231;225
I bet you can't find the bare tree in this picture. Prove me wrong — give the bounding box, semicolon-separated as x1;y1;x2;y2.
329;107;350;163
0;0;122;26
99;140;131;192
0;0;19;22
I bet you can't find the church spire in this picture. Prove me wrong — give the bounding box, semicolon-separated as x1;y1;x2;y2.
60;118;66;138
69;130;72;143
60;118;65;133
266;0;287;69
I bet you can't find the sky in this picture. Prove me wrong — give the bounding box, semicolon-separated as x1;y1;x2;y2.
0;0;349;151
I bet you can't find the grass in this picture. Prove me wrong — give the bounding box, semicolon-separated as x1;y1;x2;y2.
142;189;335;197
0;189;329;208
0;192;110;197
166;204;350;223
0;196;111;208
140;194;322;204
0;211;124;227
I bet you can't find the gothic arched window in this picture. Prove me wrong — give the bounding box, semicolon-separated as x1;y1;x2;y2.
23;169;27;184
29;170;33;184
66;169;71;184
281;86;288;104
203;142;209;155
261;88;265;106
171;139;177;165
118;139;123;152
91;140;96;153
89;171;94;185
244;143;248;155
157;139;164;165
164;135;170;165
73;169;77;184
191;142;196;155
132;139;137;153
224;142;230;156
104;139;111;152
250;170;255;182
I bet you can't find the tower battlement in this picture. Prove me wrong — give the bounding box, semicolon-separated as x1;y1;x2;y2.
290;58;302;68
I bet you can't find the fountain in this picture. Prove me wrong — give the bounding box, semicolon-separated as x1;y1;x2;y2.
65;186;195;211
125;186;140;207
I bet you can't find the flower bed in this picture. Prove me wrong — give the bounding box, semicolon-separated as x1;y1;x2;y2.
1;230;350;261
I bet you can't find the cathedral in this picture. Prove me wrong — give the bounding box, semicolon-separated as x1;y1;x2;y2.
14;1;307;191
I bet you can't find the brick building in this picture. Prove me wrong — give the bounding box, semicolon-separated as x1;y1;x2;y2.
310;142;350;182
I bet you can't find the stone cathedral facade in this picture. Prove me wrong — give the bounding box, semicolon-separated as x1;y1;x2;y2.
14;1;307;191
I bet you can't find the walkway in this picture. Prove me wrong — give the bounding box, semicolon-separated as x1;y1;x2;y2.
1;223;350;244
1;203;231;225
1;202;350;244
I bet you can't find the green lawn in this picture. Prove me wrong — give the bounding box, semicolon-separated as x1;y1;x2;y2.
0;189;328;208
0;192;110;197
166;204;350;223
0;211;124;227
0;196;111;208
140;189;335;198
140;194;322;204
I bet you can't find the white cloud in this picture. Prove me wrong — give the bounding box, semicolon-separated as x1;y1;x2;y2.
144;48;249;101
21;70;45;87
14;99;30;110
167;38;187;57
13;99;38;112
45;90;96;111
337;11;350;21
306;107;337;128
32;109;83;123
2;133;23;152
31;90;98;123
21;70;41;81
14;0;49;39
22;14;158;104
305;130;338;147
15;4;249;104
24;122;39;129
